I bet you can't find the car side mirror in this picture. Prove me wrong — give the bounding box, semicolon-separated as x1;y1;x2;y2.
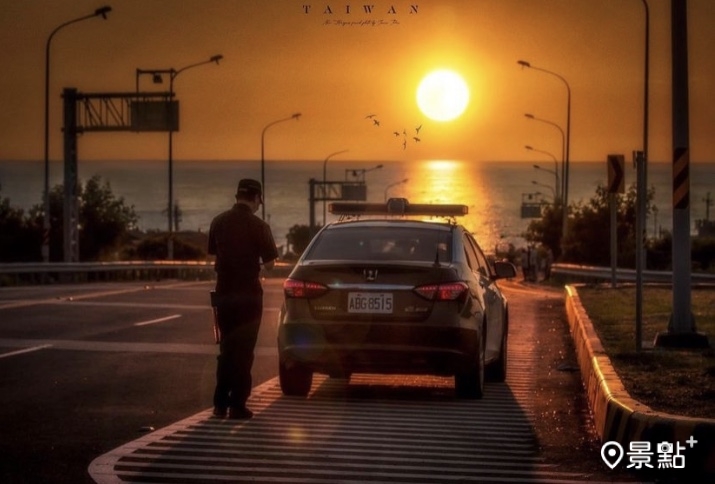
493;260;517;280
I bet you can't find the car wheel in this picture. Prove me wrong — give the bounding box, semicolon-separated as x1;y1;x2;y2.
486;319;508;383
279;359;313;396
455;333;485;399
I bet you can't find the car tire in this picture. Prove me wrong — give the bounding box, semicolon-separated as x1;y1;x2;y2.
454;333;485;399
486;318;508;383
279;360;313;397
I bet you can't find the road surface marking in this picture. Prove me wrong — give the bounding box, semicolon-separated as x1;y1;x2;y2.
0;344;53;359
0;338;276;356
134;314;182;327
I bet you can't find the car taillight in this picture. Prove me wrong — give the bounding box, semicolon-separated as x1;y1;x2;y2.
413;282;468;301
284;278;328;298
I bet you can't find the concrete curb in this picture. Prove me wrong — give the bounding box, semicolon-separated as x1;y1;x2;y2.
564;284;715;476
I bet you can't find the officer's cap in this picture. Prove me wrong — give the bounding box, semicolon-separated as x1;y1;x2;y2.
236;178;262;198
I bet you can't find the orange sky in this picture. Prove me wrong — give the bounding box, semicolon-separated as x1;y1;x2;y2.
1;0;714;164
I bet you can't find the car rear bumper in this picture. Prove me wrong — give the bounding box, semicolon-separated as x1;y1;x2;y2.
278;321;479;376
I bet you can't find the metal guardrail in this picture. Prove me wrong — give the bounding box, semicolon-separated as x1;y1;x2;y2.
2;261;713;285
0;260;213;274
552;263;715;283
0;261;296;286
0;261;216;285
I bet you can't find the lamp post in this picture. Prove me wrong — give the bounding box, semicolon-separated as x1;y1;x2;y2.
322;149;349;225
532;164;559;200
532;180;556;201
346;164;384;182
136;54;223;259
640;0;650;193
524;113;565;199
43;5;112;262
526;145;560;200
384;178;409;201
518;60;571;245
261;113;302;220
532;191;553;204
635;0;650;351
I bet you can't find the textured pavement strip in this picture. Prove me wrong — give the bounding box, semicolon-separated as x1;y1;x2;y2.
89;370;603;484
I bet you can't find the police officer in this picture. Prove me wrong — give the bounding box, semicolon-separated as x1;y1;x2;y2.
208;178;279;419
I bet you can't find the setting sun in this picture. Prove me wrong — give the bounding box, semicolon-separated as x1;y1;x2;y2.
416;69;470;122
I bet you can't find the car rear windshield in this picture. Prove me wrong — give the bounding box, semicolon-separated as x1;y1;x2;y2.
304;226;453;262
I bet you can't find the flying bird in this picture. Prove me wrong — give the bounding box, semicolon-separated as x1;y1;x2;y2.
415;124;422;135
413;137;421;142
373;119;380;126
393;131;400;137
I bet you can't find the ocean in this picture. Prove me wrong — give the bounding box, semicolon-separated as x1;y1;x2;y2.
1;159;714;253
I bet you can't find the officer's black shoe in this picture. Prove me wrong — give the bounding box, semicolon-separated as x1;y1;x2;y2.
228;406;253;419
212;406;227;418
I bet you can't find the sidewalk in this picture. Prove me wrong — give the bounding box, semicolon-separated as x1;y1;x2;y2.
564;284;715;477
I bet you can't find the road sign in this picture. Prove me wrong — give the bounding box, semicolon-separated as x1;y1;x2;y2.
131;100;179;132
673;147;690;209
607;154;625;194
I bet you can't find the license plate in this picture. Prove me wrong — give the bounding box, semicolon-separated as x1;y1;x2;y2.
347;292;393;314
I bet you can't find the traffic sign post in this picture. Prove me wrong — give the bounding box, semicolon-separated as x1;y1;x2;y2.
607;155;625;289
607;154;625;194
308;179;368;233
633;150;645;351
61;89;175;262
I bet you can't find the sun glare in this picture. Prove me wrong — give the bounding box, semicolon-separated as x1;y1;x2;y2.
425;159;459;171
416;70;470;122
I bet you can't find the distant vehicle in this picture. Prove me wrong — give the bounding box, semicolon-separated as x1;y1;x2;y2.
277;198;517;399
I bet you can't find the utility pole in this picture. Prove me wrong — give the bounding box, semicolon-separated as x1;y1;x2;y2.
654;0;708;349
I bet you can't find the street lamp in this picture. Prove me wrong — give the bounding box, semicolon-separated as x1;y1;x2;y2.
346;164;384;182
533;191;552;201
639;0;650;185
261;113;302;220
322;149;349;225
524;113;565;198
136;54;223;259
532;180;556;201
635;0;650;351
532;163;558;198
384;178;408;201
526;145;560;200
43;5;112;262
518;60;571;243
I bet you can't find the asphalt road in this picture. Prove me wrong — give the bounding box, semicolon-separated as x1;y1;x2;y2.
0;277;639;483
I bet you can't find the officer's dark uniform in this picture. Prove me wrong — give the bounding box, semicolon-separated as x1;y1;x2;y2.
208;179;278;418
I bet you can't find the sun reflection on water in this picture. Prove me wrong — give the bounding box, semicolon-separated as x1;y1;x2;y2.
327;159;527;253
401;159;494;249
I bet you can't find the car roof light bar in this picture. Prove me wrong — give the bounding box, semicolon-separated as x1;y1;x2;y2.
329;198;468;217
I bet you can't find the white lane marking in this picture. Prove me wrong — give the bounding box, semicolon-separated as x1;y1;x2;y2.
0;344;53;359
134;314;182;327
2;300;282;311
0;338;276;356
0;285;149;310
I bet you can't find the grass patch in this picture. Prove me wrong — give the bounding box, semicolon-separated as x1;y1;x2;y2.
577;285;715;419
